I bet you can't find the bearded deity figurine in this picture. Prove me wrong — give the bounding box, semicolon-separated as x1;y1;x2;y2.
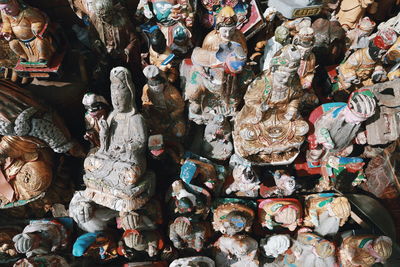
69;67;156;232
233;44;309;165
337;29;397;94
306;89;376;190
202;7;247;54
73;232;118;261
82;93;110;148
142;65;185;140
12;218;71;257
214;234;259;267
212;199;255;236
261;170;296;198
336;0;376;31
202;114;233;161
0;0;56;65
303;193;351;236
181;41;252;125
260;26;291;72
168;217;211;252
339;234;392;267
258;198;302;231
281;231;337;267
170;256;215;267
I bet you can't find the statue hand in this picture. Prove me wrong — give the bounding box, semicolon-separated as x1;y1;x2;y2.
120;211;141;230
75;202;93;223
12;233;34;254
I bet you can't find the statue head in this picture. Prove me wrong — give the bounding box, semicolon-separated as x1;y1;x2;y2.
293;27;315;59
369;28;397;60
94;0;115;24
216;6;237;41
344;89;376;124
275;26;290;45
143;65;166;93
216;41;247;74
273;205;299;231
149;27;167;54
0;0;20;16
223;211;248;235
357;17;376;36
110;67;136;114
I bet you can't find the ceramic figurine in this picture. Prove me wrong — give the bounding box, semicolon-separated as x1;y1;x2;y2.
260;234;291;258
12;218;71;257
336;0;376;30
260;26;291;72
142;65;185;139
181;41;252;125
345;17;376;57
226;154;260;197
73;232;118;261
214;234;259;267
268;0;323;19
147;27;179;83
261;170;296;198
258;198;302;231
202;7;247;54
202;114;233;161
170;256;215;267
69;67;156;231
82;93;110;148
303;193;351;236
337;29;397;93
233;44;309;165
0;227;20;264
0;0;55;65
293;27;316;90
339;235;392;267
212;199;255;236
281;231;337;267
14;255;69;267
168;217;210;252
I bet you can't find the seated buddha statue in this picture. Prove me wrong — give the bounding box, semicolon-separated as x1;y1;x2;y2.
233;44;309;165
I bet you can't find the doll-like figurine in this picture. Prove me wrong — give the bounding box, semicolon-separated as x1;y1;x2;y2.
212;199;255;236
82;93;110;148
142;65;185;140
69;67;156;231
260;26;291;72
214;234;259;267
0;0;55;65
233;44;309;165
12;219;71;257
282;231;338;267
73;232;118;261
339;234;392;267
168;217;210;252
170;256;215;267
303;193;351;236
203;114;233;161
258;198;302;231
337;29;397;93
226;154;260;197
202;6;247;54
336;0;376;30
261;170;296;198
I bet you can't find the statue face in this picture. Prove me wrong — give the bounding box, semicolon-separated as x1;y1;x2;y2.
0;0;20;16
272;70;294;88
111;87;131;113
218;26;236;41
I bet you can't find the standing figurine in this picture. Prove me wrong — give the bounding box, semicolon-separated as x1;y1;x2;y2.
233;44;309;165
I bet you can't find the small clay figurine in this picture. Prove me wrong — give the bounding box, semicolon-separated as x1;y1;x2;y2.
261;170;296;198
233;44;309;165
0;0;55;65
336;0;376;30
226;154;260;197
73;232;118;261
12;218;71;257
337;29;397;93
258;198;302;231
260;234;291;258
168;217;210;252
214;234;259;267
202;114;233;161
82;93;110;148
339;234;392;267
141;65;185;140
303;193;351;236
170;256;215;267
202;7;247;54
212;199;255;236
260;26;291;72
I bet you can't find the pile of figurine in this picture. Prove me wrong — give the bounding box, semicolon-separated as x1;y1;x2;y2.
0;0;399;266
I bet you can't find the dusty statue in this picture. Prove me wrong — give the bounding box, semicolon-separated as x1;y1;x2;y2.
336;0;377;30
168;217;210;252
226;154;260;197
233;44;309;165
261;170;296;198
339;234;392;267
0;0;55;65
69;67;156;232
202;114;233;161
258;198;302;231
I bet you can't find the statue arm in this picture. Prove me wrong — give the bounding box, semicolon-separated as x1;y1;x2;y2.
28;9;47;38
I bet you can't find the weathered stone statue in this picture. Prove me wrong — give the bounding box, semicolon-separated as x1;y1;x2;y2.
233;44;309;165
